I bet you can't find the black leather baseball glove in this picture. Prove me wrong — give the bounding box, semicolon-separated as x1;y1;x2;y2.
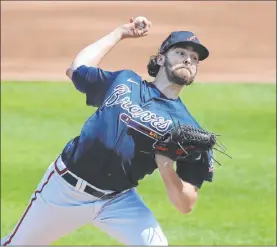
153;125;229;164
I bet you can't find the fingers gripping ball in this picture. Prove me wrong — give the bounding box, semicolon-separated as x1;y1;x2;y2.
121;16;152;38
131;16;151;30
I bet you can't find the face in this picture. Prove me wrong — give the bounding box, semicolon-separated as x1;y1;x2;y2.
159;46;199;85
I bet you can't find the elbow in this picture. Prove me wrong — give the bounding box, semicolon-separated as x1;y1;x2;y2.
177;205;194;215
66;68;73;80
174;193;198;215
65;67;86;93
177;182;199;215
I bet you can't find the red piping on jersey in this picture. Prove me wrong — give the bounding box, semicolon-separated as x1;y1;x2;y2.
3;170;55;246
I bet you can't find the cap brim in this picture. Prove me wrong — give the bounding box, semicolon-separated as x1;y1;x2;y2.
164;41;209;61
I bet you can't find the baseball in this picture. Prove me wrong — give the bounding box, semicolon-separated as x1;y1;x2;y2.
133;16;148;29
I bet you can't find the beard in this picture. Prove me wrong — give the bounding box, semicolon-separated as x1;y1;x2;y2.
164;59;196;86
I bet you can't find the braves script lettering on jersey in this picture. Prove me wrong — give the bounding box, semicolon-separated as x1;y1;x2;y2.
102;84;173;132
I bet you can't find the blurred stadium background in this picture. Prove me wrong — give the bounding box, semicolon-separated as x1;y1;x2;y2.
1;1;276;245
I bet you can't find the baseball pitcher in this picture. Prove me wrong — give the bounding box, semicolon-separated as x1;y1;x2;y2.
1;16;226;245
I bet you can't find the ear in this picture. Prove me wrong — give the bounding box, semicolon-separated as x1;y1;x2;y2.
156;54;165;66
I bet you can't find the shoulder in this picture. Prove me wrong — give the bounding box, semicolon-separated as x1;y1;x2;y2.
110;69;145;88
117;69;143;81
174;100;202;129
69;65;140;81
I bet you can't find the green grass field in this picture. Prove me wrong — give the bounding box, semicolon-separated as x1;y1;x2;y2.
1;82;276;245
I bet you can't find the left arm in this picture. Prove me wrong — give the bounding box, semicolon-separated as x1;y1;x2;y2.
155;154;198;214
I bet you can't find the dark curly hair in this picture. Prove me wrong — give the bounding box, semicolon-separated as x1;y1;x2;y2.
147;55;161;77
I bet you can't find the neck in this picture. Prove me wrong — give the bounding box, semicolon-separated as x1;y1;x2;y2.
152;71;183;100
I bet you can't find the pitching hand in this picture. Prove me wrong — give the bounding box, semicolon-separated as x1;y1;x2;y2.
117;16;152;39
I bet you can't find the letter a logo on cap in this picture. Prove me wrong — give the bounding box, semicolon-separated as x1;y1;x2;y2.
186;35;197;41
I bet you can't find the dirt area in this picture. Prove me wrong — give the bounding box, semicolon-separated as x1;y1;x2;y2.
1;1;276;83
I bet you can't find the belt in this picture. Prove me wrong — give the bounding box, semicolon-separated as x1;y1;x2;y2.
54;156;119;200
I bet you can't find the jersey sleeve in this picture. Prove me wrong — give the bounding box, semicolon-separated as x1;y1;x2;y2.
176;150;214;189
71;65;121;107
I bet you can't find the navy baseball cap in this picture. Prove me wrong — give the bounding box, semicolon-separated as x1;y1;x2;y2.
159;31;209;61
